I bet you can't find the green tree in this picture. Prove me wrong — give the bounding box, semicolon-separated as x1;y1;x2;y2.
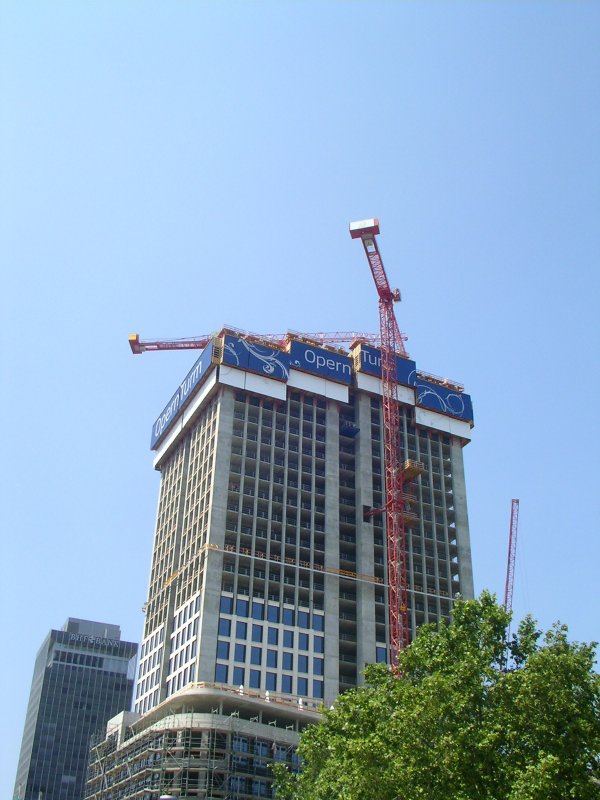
274;593;599;800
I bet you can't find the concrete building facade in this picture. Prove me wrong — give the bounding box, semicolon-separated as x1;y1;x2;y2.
14;619;137;800
135;330;474;714
85;328;474;799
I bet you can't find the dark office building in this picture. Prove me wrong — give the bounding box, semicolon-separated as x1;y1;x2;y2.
13;618;137;800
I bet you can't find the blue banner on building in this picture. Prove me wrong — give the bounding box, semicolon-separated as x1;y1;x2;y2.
222;335;290;382
356;344;416;386
151;341;215;449
289;340;352;385
416;379;474;422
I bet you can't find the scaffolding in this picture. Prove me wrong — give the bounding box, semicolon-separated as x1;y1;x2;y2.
85;689;306;800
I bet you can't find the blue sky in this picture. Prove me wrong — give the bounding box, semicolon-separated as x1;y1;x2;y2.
2;2;599;794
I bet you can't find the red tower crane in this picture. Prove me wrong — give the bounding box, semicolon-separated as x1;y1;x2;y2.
350;218;413;664
504;498;520;639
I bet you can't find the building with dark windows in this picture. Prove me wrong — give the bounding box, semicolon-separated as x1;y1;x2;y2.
13;618;137;800
85;327;474;799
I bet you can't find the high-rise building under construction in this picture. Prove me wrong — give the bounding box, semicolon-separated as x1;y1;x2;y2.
85;326;474;799
135;328;474;714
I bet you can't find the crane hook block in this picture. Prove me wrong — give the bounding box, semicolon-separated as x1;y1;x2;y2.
349;218;380;239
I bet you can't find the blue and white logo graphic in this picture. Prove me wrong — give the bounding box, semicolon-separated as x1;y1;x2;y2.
289;340;352;384
357;343;416;386
416;379;474;422
151;341;215;449
222;335;290;380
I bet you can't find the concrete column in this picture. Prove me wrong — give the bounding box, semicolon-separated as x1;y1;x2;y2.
197;388;235;684
355;393;376;679
323;399;340;705
157;438;191;703
450;439;474;600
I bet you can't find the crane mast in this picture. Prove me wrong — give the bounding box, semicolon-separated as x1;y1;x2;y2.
350;219;410;663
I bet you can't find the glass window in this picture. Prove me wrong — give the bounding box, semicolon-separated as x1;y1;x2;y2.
267;649;278;668
230;774;246;792
265;672;277;691
282;608;295;625
313;657;324;675
252;624;263;643
298;611;309;628
267;627;278;645
255;740;269;756
252;601;264;620
252;779;268;797
376;646;387;664
215;663;228;683
314;636;324;653
283;630;294;648
298;633;309;651
249;669;261;689
282;652;293;670
313;680;324;699
251;646;262;665
282;674;292;693
313;614;324;631
297;677;308;696
216;641;229;660
267;604;280;623
236;598;249;617
233;666;245;685
218;618;231;637
274;744;288;762
298;655;308;673
236;621;247;639
234;644;246;663
220;595;233;613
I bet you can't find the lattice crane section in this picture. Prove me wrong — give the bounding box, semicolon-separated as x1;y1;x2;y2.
129;330;379;354
350;218;413;664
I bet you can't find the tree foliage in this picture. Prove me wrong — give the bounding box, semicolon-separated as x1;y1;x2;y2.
274;593;599;800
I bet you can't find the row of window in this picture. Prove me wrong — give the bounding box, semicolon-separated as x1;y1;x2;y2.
138;648;162;677
176;405;218;609
136;689;159;715
217;640;324;673
138;628;165;675
220;595;324;630
215;663;324;698
171;616;198;652
169;639;197;672
173;595;201;630
53;650;104;669
136;669;160;698
218;618;325;651
235;390;327;410
166;664;196;696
